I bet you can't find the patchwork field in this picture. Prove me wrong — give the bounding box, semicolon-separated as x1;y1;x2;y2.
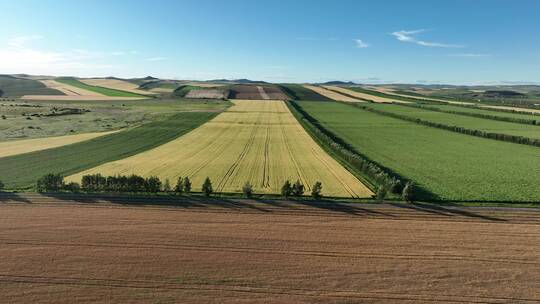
67;100;372;198
0;130;119;158
1;196;538;304
0;75;63;97
229;85;287;100
277;84;332;101
363;103;540;140
22;79;146;101
80;78;157;95
429;104;540;121
296;101;540;202
367;86;476;105
0;111;219;189
480;105;540;114
185;89;227;99
303;85;362;102
324;86;411;104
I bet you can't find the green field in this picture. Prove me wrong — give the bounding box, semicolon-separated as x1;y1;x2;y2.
429;104;540;120
56;78;149;98
277;84;332;101
0;75;63;97
362;103;540;140
297;101;540;202
0;111;220;189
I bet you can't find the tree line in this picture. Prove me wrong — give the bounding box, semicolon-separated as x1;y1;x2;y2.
400;103;540;126
354;104;540;148
34;173;326;199
287;100;409;199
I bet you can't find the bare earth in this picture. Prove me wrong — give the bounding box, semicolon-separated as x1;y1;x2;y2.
185;89;226;99
22;80;145;101
0;194;539;304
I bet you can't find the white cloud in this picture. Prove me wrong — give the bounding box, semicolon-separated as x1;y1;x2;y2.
448;53;491;58
354;39;370;48
7;35;43;48
146;57;166;61
391;29;463;48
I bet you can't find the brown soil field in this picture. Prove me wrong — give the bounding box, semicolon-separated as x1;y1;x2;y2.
1;194;539;304
22;80;145;101
185;89;227;99
230;85;287;100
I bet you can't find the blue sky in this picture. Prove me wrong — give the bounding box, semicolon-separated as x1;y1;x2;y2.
0;0;539;84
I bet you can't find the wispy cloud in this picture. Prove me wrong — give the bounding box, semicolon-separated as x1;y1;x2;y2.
448;53;491;58
146;57;166;61
391;29;463;48
7;35;43;48
354;39;370;48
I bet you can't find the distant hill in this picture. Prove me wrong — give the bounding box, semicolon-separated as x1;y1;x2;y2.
0;75;63;97
321;81;357;85
207;79;267;84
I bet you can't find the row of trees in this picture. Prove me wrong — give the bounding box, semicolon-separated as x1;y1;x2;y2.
34;174;327;199
288;101;406;197
401;103;540;126
356;104;540;148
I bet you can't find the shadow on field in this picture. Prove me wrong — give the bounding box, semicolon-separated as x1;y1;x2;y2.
389;202;506;222
4;192;509;222
0;192;32;204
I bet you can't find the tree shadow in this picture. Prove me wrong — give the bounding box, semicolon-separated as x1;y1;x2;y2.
390;202;506;222
0;192;32;204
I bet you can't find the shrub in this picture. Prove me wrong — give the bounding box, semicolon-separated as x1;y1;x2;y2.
402;181;414;203
292;180;305;197
64;182;81;192
281;180;292;197
242;181;254;198
311;181;323;199
0;180;4;190
202;177;213;197
36;173;64;192
183;177;192;193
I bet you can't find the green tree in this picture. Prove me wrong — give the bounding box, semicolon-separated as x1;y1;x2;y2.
242;181;254;198
145;176;162;193
163;178;172;193
202;177;213;197
174;176;184;194
0;180;4;191
292;180;304;197
36;173;64;192
376;185;387;202
281;180;292;198
402;181;414;203
64;182;81;192
183;177;192;194
311;181;322;199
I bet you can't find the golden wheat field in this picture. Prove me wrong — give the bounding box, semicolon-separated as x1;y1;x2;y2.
0;130;119;158
80;78;157;95
302;85;362;102
67;100;373;198
324;85;412;104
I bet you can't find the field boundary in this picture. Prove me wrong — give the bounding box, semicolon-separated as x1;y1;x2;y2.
350;103;540;148
286;100;434;199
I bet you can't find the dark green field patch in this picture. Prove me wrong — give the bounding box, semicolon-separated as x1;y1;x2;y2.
56;78;149;98
277;84;332;101
0;75;64;97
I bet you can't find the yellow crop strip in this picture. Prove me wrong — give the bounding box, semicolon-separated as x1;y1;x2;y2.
0;130;119;158
67;100;373;198
302;85;363;102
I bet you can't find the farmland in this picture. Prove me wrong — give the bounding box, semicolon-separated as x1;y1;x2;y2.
229;85;288;100
324;85;411;104
362;103;540;140
277;84;332;101
56;78;149;98
296;101;540;202
0;130;118;158
0;111;220;189
67;100;373;198
1;196;539;303
0;75;63;97
302;85;362;102
79;78;157;96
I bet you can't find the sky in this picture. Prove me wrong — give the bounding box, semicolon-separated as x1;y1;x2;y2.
0;0;539;84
